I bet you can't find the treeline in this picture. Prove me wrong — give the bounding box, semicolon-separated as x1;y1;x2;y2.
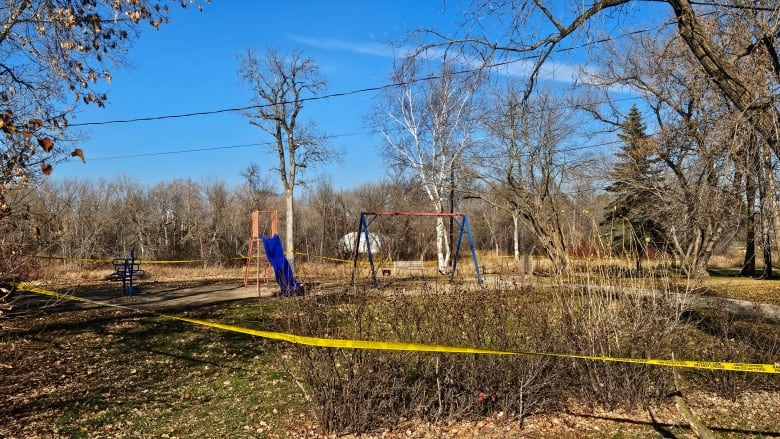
2;174;562;271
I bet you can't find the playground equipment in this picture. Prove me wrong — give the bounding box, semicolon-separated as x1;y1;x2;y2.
243;209;301;296
261;234;302;296
244;210;278;292
351;211;483;287
109;247;144;298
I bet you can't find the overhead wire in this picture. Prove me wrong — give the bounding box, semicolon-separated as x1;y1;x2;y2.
69;8;686;128
88;130;377;161
70;3;742;162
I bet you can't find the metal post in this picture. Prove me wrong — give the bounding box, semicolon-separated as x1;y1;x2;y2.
122;258;128;296
351;213;381;287
450;215;482;284
351;213;366;286
464;216;483;285
128;248;135;299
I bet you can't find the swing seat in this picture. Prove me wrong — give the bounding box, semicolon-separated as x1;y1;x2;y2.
393;260;424;276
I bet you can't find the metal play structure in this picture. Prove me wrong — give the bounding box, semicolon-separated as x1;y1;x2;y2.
244;210;278;291
351;211;483;287
244;209;302;296
109;247;145;298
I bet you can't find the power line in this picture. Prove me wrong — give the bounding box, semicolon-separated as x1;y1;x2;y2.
68;83;402;127
88;127;621;162
89;142;266;161
69;12;680;128
88;130;379;161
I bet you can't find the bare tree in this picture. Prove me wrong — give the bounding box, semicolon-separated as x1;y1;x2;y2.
476;86;580;273
301;176;350;262
582;32;743;277
238;48;336;268
438;1;780;183
371;58;481;273
0;0;203;282
240;162;278;209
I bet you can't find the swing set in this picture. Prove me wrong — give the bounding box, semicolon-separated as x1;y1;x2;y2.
351;211;483;287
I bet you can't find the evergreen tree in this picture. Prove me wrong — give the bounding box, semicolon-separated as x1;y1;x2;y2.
602;105;666;256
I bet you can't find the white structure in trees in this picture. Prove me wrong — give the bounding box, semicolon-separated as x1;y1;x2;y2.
339;231;383;254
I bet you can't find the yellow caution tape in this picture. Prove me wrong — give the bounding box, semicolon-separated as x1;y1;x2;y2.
35;255;203;264
35;256;112;263
15;284;779;374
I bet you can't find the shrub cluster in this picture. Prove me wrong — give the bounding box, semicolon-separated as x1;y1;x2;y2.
282;285;561;433
278;274;778;435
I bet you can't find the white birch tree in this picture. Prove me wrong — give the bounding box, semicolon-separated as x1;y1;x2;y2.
372;59;481;273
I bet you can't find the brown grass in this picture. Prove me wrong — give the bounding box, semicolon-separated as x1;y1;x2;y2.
5;255;780;437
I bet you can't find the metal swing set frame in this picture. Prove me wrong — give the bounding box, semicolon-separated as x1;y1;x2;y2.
351;211;483;287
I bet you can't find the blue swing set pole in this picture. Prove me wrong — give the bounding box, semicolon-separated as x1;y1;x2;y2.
450;214;482;284
351;213;379;287
128;247;135;298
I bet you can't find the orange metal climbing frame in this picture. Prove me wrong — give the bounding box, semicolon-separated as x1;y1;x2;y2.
244;210;278;291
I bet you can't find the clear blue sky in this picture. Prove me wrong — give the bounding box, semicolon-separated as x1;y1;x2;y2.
53;1;473;190
52;1;660;191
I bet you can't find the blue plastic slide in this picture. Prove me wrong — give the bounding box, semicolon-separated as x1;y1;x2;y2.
261;234;302;296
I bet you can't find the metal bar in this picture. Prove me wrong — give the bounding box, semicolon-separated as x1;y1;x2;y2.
363;214;378;287
451;216;464;282
464;216;483;284
128;248;135;299
362;211;466;218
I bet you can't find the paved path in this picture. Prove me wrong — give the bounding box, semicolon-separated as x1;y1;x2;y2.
120;280;278;311
11;279;283;316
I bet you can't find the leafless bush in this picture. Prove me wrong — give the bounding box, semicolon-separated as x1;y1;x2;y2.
281;282;562;434
281;258;776;434
681;309;780;399
554;262;689;408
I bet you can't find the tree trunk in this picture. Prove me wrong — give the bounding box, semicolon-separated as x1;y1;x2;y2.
285;186;295;269
760;207;773;279
762;144;778;279
742;221;756;276
513;212;520;262
669;223;720;279
525;213;569;273
435;215;450;274
761;229;773;279
741;171;756;276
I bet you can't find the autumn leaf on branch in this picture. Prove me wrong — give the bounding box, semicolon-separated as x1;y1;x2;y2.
0;0;208;220
38;138;54;153
71;148;85;163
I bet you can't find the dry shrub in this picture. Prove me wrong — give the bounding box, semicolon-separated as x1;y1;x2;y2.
707;252;744;269
281;282;561;434
293;261;354;282
34;259;247;284
681;309;780;399
554;264;689;409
